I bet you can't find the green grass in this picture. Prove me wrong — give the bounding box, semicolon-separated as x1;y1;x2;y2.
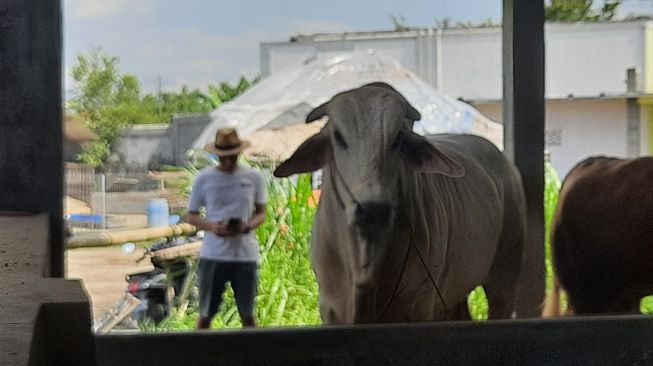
158;164;185;172
253;173;320;326
468;286;489;321
544;161;562;293
642;297;653;315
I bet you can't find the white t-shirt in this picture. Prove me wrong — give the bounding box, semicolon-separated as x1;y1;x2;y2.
187;165;266;262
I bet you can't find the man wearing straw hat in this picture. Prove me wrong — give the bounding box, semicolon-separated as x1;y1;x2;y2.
186;127;267;328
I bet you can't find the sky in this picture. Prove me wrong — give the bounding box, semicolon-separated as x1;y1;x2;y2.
63;0;653;96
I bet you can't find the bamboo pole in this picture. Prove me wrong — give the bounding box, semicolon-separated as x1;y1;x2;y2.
67;223;197;249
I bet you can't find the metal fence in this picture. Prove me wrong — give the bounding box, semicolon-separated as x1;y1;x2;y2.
65;163;95;203
65;164;167;230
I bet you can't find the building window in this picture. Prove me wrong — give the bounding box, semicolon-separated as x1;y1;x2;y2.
545;129;562;146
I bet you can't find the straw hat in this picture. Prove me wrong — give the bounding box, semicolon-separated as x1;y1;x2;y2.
203;128;251;157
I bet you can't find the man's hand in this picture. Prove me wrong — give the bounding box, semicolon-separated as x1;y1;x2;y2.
212;220;251;237
211;221;233;237
187;212;255;237
239;221;251;234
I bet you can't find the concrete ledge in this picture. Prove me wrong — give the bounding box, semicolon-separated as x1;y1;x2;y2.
96;316;653;365
0;277;95;366
30;296;96;365
0;214;50;277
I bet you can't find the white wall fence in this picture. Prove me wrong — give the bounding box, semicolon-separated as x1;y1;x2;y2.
113;114;210;172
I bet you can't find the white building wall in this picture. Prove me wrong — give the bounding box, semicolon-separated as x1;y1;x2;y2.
440;29;502;100
261;37;424;80
546;22;645;98
442;23;646;99
546;99;628;176
474;99;628;177
261;44;320;76
352;39;419;70
262;22;649;100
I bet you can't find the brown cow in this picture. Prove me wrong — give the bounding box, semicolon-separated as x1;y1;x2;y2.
543;156;653;316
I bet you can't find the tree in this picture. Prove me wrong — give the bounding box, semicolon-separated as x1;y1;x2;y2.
545;0;621;22
432;1;621;29
69;49;259;167
139;76;259;122
433;16;501;29
390;14;411;32
69;48;155;166
202;76;259;109
434;17;452;29
156;87;214;116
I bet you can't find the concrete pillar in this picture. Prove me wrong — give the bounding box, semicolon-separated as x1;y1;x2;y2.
502;0;546;317
627;68;642;157
627;99;642;157
0;0;64;277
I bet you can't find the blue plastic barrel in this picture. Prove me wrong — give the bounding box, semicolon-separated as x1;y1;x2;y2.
147;198;170;228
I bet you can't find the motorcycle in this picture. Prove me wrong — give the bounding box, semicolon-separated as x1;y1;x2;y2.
93;232;202;332
126;233;202;324
125;265;170;324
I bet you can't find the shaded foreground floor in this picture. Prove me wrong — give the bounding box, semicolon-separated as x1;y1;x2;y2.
66;245;153;319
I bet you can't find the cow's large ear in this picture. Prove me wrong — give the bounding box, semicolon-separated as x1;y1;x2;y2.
405;103;421;121
400;132;465;177
274;128;331;177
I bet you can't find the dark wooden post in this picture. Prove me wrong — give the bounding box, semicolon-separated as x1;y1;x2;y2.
503;0;546;317
0;0;64;277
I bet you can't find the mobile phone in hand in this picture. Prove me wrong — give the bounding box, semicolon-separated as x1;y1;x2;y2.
227;218;242;233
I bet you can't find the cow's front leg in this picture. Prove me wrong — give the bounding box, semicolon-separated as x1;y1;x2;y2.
312;239;355;324
316;276;355;324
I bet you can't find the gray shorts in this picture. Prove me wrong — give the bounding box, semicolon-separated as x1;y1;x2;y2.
198;259;258;319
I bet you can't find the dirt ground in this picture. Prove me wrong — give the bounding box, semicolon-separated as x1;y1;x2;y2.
65;245;154;320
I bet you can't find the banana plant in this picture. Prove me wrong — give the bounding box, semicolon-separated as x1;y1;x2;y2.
202;76;259;109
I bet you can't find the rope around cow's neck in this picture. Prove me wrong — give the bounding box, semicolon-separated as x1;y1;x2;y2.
329;161;360;209
408;227;448;309
327;162;449;313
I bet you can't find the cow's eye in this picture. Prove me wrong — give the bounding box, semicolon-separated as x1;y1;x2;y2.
334;129;348;149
